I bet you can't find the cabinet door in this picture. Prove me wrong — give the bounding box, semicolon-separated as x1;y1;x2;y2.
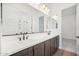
54;36;59;52
56;36;59;50
50;36;59;56
34;42;44;56
50;37;56;56
25;47;33;56
11;47;33;56
44;40;50;56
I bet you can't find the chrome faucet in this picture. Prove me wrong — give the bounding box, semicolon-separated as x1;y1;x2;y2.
23;32;29;40
18;37;21;41
23;33;25;40
17;32;29;41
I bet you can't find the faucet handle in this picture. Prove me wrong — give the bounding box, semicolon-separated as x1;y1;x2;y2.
17;37;21;41
26;35;29;40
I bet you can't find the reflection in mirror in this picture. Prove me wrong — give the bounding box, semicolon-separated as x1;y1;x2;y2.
32;15;58;33
2;3;58;36
2;3;34;36
39;16;44;32
17;16;32;34
47;16;57;32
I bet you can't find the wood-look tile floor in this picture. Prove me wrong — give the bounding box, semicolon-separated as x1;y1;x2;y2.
53;49;77;56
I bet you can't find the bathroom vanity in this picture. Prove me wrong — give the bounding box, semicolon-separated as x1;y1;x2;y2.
11;35;59;56
0;3;60;56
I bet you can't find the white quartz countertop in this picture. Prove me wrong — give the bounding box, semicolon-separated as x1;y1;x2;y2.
1;29;61;56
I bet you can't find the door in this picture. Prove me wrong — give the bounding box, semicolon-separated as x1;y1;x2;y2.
50;37;56;55
62;5;76;53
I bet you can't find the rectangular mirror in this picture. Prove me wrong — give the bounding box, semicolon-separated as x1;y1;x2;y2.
1;3;58;36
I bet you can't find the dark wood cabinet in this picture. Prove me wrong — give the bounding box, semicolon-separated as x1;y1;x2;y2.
34;42;44;56
25;47;33;56
11;36;59;56
11;47;33;56
50;37;56;55
50;36;59;56
44;40;51;56
56;36;59;51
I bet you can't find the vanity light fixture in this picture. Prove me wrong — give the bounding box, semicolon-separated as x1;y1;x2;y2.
39;4;50;15
28;3;50;15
